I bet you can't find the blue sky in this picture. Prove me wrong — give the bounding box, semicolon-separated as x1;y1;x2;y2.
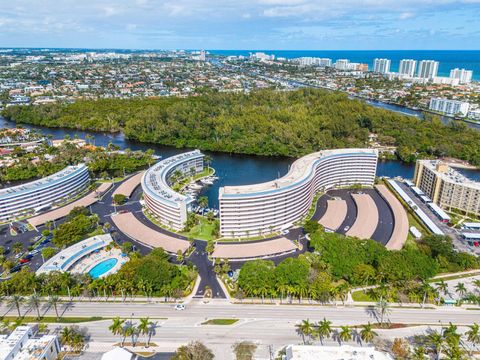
0;0;479;49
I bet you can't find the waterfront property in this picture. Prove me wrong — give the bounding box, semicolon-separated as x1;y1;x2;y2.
0;164;90;223
414;160;480;217
218;148;378;238
37;234;128;278
142;150;205;231
0;326;60;360
27;182;112;227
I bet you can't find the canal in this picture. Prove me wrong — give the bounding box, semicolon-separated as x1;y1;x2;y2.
2;115;480;208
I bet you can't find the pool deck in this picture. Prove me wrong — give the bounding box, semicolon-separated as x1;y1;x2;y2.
70;247;128;278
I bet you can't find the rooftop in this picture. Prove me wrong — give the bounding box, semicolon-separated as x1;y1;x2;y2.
221;148;377;196
142;150;203;206
421;160;480;191
37;234;113;274
0;164;87;199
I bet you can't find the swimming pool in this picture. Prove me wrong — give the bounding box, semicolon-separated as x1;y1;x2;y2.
88;258;118;279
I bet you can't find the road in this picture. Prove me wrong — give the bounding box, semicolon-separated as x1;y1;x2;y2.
7;300;480;359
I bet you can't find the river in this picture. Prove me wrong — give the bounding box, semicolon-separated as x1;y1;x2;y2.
2;115;480;208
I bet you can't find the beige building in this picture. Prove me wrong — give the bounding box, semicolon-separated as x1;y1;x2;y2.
414;160;480;216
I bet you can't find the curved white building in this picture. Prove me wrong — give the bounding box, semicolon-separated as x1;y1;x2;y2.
142;150;204;230
0;164;90;223
219;149;378;238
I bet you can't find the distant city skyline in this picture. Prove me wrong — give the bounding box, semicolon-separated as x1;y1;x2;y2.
0;0;479;49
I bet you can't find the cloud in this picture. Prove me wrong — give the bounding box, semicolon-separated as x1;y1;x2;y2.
0;0;478;49
399;11;415;19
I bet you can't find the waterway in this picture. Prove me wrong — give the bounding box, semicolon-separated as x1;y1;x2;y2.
2;115;480;208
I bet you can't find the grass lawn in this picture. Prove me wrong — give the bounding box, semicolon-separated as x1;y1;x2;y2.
201;318;238;325
179;217;218;241
1;316;104;324
351;290;374;302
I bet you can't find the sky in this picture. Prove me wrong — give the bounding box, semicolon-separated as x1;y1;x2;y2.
0;0;479;50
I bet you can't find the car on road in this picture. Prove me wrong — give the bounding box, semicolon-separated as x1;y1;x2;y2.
174;304;186;311
343;225;350;231
40;238;51;245
10;264;24;273
19;257;32;264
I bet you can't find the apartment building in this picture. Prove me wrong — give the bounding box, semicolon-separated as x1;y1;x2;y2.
414;160;480;216
219;149;378;238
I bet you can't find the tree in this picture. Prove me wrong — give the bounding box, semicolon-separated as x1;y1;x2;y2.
203;155;213;172
338;326;352;345
303;220;320;234
109;317;125;345
375;299;391;327
316;318;332;345
427;330;444;360
391;338;410;359
436;280;449;297
60;326;74;349
455;282;467;298
198;196;209;209
12;242;23;255
113;194;127;205
359;323;377;344
172;341;214;360
27;294;42;319
296;319;314;344
7;295;24;317
232;341;257;360
138;317;154;347
41;247;57;260
412;346;427;360
465;323;480;350
47;295;61;320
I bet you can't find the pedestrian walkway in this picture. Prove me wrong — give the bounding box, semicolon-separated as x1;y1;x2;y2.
28;182;112;227
112;172;144;198
111;212;190;254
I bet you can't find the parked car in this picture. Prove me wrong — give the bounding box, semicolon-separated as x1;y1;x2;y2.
174;304;186;311
19;257;32;264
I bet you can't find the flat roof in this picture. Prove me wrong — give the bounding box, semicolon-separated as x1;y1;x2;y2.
220;148;377;196
463;222;480;228
461;232;480;239
0;164;87;199
142;150;203;207
427;202;451;220
420;159;480;191
387;180;444;235
37;234;113;274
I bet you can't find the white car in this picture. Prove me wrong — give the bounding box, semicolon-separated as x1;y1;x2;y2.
174;304;186;311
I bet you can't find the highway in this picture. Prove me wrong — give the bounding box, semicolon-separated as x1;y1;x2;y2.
5;300;479;358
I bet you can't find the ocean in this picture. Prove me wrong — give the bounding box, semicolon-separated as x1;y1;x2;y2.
208;50;480;80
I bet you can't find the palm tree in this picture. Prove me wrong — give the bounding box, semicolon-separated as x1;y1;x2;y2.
27;294;42;319
420;280;434;307
123;322;135;347
7;295;24;317
138;317;153;347
109;317;125;345
465;323;480;350
473;280;480;294
375;299;391;327
295;319;313;344
359;323;377;344
412;346;427;360
47;295;61;320
455;282;467;299
436;280;449;297
60;326;75;349
204;155;212;171
338;326;352;345
316;318;332;345
72;333;85;353
427;330;444;360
